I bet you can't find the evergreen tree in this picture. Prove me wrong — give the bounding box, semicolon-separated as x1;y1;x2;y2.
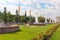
3;7;7;24
15;10;19;24
25;11;27;17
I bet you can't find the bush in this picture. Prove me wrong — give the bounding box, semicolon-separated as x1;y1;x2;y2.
32;24;60;40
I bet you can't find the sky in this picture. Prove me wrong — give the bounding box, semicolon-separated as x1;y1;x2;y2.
0;0;60;20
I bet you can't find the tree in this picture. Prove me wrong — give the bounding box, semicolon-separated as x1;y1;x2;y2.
11;15;16;22
24;11;27;17
15;10;19;24
19;16;27;23
0;12;3;21
47;18;50;22
38;16;45;22
28;16;35;23
23;11;28;23
6;11;12;22
3;7;7;24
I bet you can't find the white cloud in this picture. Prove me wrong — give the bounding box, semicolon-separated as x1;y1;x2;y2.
0;0;60;19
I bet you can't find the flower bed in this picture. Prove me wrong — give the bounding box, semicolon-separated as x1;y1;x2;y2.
32;24;60;40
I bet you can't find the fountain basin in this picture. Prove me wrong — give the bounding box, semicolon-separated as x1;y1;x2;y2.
0;25;19;33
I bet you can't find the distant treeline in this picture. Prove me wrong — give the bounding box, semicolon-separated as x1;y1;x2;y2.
0;7;53;24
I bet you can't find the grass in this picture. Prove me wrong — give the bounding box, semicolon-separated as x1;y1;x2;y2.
50;26;60;40
0;24;55;40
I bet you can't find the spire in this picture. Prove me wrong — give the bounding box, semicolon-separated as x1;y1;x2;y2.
30;10;31;16
18;2;20;12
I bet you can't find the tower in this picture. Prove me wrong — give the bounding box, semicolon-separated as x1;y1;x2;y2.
18;2;20;12
16;2;20;24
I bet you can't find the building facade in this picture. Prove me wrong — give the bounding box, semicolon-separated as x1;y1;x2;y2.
56;16;60;23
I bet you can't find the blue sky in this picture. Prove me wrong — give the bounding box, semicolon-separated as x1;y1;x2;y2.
0;0;60;20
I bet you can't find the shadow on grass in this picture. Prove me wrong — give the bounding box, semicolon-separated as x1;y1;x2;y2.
0;30;22;34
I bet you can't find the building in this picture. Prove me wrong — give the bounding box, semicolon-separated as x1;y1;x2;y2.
56;16;60;23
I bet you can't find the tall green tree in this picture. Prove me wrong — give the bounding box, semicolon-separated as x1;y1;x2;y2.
25;11;27;17
15;10;19;24
3;7;7;24
0;12;3;21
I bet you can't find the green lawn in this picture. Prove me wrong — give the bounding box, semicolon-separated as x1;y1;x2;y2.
0;24;55;40
50;26;60;40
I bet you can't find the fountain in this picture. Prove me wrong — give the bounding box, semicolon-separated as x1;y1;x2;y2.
0;22;19;33
30;13;46;26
